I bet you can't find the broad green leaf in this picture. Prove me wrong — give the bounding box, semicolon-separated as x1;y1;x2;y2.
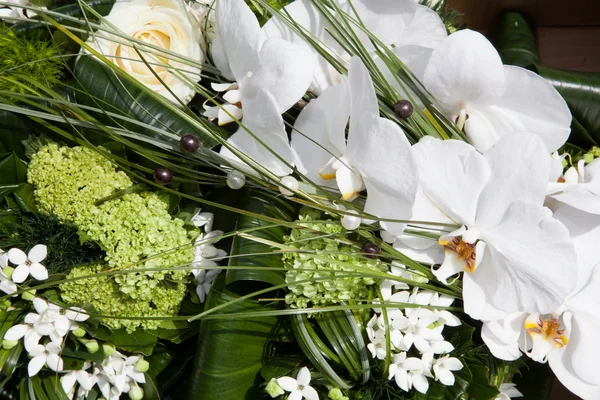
533;66;600;147
187;280;279;400
0;153;27;185
0;111;30;159
260;354;304;382
489;11;540;67
146;344;173;380
73;56;221;149
86;325;157;356
466;365;500;400
225;190;297;290
143;373;161;400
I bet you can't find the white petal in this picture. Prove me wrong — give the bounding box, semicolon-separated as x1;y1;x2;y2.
222;89;242;105
436;368;455;386
276;377;298;392
431;341;454;354
65;307;90;322
480;314;524;361
34;322;54;336
434;246;468;284
61;372;77;394
334;162;363;200
398;5;447;48
77;370;95;390
7;248;27;266
27;245;47;263
548;345;600;400
550;185;600;215
215;0;261;82
301;386;319;400
476;133;550;230
220;91;292;176
412;138;490;227
441;357;463;371
394;368;410;391
211;30;235;81
24;331;41;352
346;57;379;137
11;264;29;283
477;201;577;313
4;324;29;341
28;263;48;281
28;355;47;377
33;298;49;314
490;66;571;153
47;353;63;371
216;104;244;126
411;373;429;394
296;367;311;386
247;38;314;114
291;82;349;184
288;390;303;400
54;315;72;337
561;265;600;385
423;30;505;120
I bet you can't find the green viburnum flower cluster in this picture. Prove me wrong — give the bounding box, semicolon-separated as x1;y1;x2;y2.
60;264;186;332
28;144;194;331
282;208;386;309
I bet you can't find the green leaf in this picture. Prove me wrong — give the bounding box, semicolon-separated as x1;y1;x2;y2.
187;189;297;400
85;325;157;356
73;56;221;149
187;280;279;400
260;354;303;382
466;365;500;400
533;66;600;147
146;343;173;380
143;373;161;400
0;153;27;185
489;11;540;67
0;111;30;159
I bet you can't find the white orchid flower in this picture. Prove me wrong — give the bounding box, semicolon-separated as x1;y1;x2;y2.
292;57;418;235
8;244;48;283
0;250;17;295
480;203;600;400
263;0;446;94
409;133;576;315
547;157;600;215
209;0;314;176
495;383;523;400
432;355;463;386
27;341;63;377
388;352;432;394
422;29;571;153
277;367;319;400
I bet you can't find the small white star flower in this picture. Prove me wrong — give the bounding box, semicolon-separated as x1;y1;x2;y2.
9;244;48;283
276;367;319;400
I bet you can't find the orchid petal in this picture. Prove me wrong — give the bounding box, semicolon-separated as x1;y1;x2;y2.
399;4;447;48
334;162;363;200
27;245;47;263
477;201;577;313
560;264;600;385
549;349;600;400
7;248;27;266
220;91;292;176
211;30;235;81
215;0;262;82
216;104;244;126
423;30;505;120
246;38;314;114
28;355;46;377
412;138;490;227
346;57;378;137
480;314;525;361
476;133;550;230
291;81;349;184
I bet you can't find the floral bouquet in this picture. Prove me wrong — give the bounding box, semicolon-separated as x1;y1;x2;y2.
0;0;599;399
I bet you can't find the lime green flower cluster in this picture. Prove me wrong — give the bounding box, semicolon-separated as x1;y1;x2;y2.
28;144;194;331
27;143;132;223
60;264;186;332
282;208;386;309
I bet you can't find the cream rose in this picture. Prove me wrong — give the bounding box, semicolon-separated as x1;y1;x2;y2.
85;0;205;104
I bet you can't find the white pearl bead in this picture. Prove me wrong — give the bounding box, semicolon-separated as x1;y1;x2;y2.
279;176;299;196
341;213;361;230
226;170;246;190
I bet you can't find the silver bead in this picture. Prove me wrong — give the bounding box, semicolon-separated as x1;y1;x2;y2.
226;170;246;190
279;176;299;196
341;213;361;230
